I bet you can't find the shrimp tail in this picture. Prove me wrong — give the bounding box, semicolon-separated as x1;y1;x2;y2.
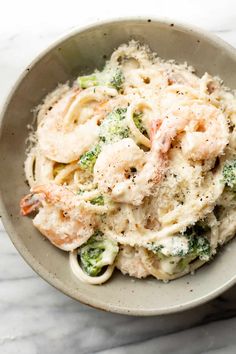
20;193;42;216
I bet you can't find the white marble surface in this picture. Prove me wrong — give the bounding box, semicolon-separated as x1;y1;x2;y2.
1;1;236;353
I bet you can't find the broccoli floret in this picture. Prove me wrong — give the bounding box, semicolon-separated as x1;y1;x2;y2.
147;221;211;262
147;237;189;258
77;75;98;89
78;107;130;170
99;108;130;144
184;222;211;261
109;69;124;90
222;159;236;191
146;222;211;275
133;112;148;136
78;144;101;171
90;195;104;206
79;231;119;276
77;66;124;91
188;234;211;260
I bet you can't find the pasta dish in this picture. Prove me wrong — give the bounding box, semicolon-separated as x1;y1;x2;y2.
20;41;236;284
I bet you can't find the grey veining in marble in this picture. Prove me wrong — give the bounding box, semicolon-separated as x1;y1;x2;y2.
1;1;236;353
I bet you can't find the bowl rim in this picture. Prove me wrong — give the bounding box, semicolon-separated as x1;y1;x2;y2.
1;16;236;316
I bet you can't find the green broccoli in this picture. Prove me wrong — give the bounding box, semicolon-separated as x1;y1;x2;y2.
79;231;119;276
222;159;236;191
109;69;124;90
90;195;104;206
78;144;101;171
133;112;148;136
147;221;211;262
182;222;211;261
77;66;124;91
78;107;131;171
187;234;211;260
77;75;98;89
99;108;130;144
147;237;189;258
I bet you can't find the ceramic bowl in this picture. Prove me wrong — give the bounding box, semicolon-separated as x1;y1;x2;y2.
1;18;236;316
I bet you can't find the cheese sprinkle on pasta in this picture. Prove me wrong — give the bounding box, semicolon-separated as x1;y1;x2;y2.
20;41;236;284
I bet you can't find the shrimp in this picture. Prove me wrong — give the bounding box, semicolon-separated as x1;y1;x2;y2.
153;102;229;160
116;245;149;278
94;138;166;205
94;101;229;206
94;138;150;205
37;86;117;163
20;193;42;216
20;184;96;251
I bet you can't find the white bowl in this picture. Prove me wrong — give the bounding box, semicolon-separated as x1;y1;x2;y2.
1;18;236;315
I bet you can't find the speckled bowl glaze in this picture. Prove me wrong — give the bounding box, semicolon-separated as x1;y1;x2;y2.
1;18;236;316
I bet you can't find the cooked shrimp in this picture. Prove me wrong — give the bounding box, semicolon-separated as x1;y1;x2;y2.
153;102;229;160
95;102;228;205
94;138;155;205
20;184;96;251
94;137;167;205
20;193;42;216
116;245;149;278
37;86;117;163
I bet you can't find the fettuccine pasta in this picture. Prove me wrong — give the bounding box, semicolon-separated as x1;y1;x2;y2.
20;41;236;284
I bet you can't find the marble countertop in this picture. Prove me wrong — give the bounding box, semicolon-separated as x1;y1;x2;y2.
1;1;236;353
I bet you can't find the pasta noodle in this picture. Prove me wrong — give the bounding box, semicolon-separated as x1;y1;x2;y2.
20;41;236;285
